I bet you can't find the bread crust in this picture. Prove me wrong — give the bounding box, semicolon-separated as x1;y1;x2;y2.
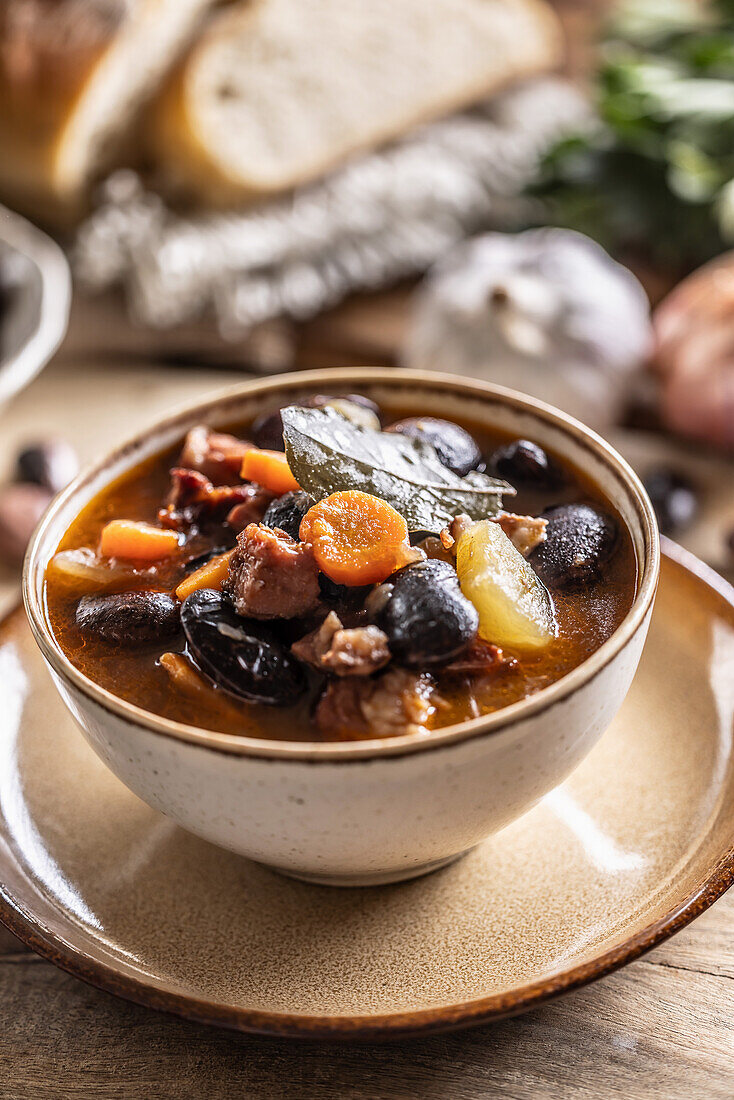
0;0;214;223
149;0;563;207
0;1;124;215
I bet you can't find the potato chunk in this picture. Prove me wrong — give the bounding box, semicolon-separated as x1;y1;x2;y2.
456;520;556;651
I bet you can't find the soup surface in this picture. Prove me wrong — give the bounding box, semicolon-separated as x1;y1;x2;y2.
45;394;637;741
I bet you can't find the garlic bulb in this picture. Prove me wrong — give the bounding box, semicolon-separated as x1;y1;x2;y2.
653;252;734;453
403;228;652;429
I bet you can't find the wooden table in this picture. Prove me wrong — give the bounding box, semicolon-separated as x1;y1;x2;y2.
1;903;732;1099
0;349;733;1099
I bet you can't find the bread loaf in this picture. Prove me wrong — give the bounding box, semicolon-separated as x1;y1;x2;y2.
149;0;563;206
0;0;216;222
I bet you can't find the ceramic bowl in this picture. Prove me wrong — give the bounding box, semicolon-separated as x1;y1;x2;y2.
23;369;659;886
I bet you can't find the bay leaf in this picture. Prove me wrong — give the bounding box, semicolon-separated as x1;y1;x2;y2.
281;405;514;532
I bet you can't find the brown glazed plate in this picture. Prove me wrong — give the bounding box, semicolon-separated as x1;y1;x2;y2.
0;540;733;1040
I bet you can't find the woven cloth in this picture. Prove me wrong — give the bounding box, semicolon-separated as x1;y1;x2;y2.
74;78;591;339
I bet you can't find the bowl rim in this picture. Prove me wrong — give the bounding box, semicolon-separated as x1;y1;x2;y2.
23;367;660;763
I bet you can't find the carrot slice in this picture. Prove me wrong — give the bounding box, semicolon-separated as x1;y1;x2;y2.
240;449;300;494
100;520;180;561
299;491;418;586
159;653;243;721
160;652;210;698
175;550;234;601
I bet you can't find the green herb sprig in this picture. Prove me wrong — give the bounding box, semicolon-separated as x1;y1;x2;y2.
534;0;734;272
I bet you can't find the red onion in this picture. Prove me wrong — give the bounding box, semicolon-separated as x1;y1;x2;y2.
653;254;734;453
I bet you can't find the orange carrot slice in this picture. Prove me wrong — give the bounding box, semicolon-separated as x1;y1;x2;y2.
100;520;180;561
159;653;243;721
240;449;300;494
299;491;418;586
175;550;234;601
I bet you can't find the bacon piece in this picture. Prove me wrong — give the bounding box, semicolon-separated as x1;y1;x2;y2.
448;514;475;544
417;535;455;564
316;668;437;739
227;488;277;533
179;426;253;485
292;611;391;677
159;468;270;532
443;638;515;676
494;512;548;557
223;523;320;620
440;512;547;558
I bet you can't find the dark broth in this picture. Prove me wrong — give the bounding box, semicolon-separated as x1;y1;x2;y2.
44;401;638;741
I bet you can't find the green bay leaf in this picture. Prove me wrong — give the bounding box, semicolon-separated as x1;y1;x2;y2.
281;405;513;533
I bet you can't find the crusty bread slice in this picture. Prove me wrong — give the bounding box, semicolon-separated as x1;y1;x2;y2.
0;0;217;222
149;0;563;206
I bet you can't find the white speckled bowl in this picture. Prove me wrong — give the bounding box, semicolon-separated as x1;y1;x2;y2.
23;369;659;886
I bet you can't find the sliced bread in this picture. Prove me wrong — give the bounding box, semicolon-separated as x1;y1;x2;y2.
149;0;563;205
0;0;217;222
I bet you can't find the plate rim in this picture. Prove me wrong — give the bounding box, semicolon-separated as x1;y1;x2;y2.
1;539;733;1041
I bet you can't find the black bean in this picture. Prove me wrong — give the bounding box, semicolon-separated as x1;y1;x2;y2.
262;490;313;540
318;573;350;604
530;503;617;589
369;559;478;667
76;591;180;645
252;394;382;451
16;439;79;495
643;468;698;535
385;417;483;476
489;439;563;490
251;408;288;451
181;588;306;705
318;574;371;620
